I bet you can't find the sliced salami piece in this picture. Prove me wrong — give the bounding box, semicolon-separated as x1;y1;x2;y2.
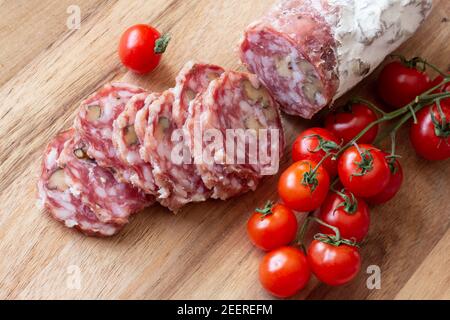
57;134;153;225
184;71;284;200
37;129;123;237
134;93;161;147
141;62;223;211
172;61;225;127
74;82;146;182
239;0;432;118
112;92;160;194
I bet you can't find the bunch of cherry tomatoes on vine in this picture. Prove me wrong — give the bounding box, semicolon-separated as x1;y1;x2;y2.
246;56;450;298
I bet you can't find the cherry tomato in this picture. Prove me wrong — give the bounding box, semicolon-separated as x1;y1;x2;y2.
318;190;370;243
118;24;170;74
247;202;298;251
324;103;379;144
409;101;450;161
307;240;361;286
377;61;430;109
259;246;311;298
365;153;404;205
292;127;340;177
338;144;390;198
278;160;330;212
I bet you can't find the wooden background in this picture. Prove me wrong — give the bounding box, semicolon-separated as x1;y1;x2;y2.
0;0;449;300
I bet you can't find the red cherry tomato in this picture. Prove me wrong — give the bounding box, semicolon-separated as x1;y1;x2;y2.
292;127;340;177
118;24;170;74
318;190;370;243
259;246;311;298
377;61;430;109
365;153;404;205
247;202;298;251
338;144;390;197
324;103;379;144
409;101;450;161
307;240;361;286
278;160;330;212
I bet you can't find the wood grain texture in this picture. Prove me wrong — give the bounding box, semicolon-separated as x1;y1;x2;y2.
0;0;448;300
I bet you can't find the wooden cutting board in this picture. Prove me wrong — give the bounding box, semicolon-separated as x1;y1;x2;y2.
0;0;449;300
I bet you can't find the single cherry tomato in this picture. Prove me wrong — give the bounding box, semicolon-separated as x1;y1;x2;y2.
278;160;330;212
365;153;404;205
338;144;390;197
292;127;340;177
307;239;361;286
118;24;170;74
409;101;450;161
259;246;311;298
324;103;379;144
318;190;370;243
377;61;430;109
247;202;298;251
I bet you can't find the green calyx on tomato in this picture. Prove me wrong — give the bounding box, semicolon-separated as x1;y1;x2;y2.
391;55;427;72
351;147;374;178
301;163;319;192
254;200;274;217
303;134;340;154
333;189;358;215
314;233;358;247
310;217;358;247
154;33;171;54
385;154;401;174
430;102;450;139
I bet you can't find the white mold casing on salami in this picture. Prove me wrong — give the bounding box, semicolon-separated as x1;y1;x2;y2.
112;92;160;194
141;63;223;211
184;71;284;200
37;129;124;236
239;0;433;118
57;134;153;225
327;0;433;98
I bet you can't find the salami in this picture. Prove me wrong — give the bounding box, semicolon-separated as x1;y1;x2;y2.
57;134;153;225
184;71;284;200
141;62;224;211
134;93;161;146
37;129;123;236
112;92;160;194
172;61;225;127
239;0;433;118
74;82;146;181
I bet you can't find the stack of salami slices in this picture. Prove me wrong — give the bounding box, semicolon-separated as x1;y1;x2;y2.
38;61;284;236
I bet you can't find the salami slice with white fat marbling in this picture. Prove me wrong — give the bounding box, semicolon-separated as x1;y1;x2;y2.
184;71;284;200
37;129;124;236
134;93;161;147
57;134;153;225
141;62;224;211
74;82;146;182
112;92;160;194
172;61;225;127
239;0;433;119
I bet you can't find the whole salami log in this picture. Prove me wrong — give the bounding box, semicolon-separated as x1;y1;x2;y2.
141;62;223;211
57;134;153;225
112;92;160;194
37;129;124;236
74;82;146;182
184;71;284;200
239;0;433;118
